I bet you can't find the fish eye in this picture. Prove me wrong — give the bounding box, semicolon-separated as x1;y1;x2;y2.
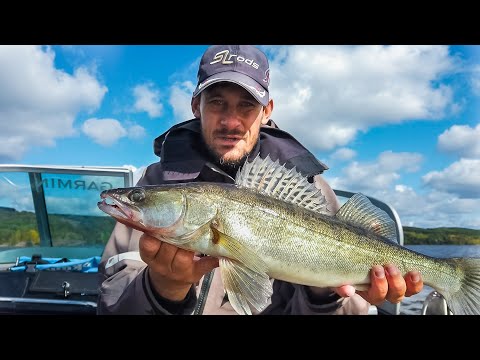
129;189;145;203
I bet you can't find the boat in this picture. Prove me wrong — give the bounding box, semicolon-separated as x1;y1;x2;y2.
0;164;132;314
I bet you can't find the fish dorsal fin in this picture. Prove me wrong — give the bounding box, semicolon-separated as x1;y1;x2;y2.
335;193;398;243
235;154;329;214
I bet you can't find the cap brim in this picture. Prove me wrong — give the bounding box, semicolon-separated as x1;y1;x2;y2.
193;71;269;106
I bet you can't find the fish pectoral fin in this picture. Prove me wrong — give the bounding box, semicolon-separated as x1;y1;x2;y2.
353;284;369;292
219;257;273;315
210;225;268;274
210;221;273;315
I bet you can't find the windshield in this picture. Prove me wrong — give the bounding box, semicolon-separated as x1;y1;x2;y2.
0;166;132;264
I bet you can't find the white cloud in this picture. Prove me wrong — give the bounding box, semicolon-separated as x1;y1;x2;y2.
61;45;86;58
126;123;146;140
329;178;480;230
329;151;423;192
473;80;480;96
438;123;480;158
81;118;146;146
377;151;423;173
0;45;107;161
264;45;458;151
369;186;480;229
472;65;480;96
330;148;356;161
82;118;127;146
167;53;199;124
61;45;123;64
422;158;480;198
169;81;196;123
133;83;163;118
326;150;480;228
366;186;430;219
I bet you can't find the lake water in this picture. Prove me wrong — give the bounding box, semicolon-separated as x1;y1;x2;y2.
399;245;480;315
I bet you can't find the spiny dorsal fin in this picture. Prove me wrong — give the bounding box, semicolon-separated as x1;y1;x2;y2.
335;193;398;243
235;154;329;214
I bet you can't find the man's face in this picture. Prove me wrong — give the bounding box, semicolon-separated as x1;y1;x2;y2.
192;83;273;166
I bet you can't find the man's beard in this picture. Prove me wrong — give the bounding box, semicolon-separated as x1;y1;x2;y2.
202;127;257;170
205;141;251;170
218;151;250;169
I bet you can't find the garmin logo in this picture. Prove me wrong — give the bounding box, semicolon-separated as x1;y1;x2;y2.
40;178;113;191
210;50;260;69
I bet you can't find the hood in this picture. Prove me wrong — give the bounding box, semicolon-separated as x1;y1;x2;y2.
151;118;329;179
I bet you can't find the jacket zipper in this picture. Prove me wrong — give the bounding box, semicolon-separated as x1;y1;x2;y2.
193;269;215;315
205;161;235;182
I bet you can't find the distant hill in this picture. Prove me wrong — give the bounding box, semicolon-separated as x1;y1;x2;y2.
0;207;115;247
403;226;480;245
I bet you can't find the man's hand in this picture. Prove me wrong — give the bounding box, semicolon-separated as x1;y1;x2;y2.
334;264;423;305
139;233;219;301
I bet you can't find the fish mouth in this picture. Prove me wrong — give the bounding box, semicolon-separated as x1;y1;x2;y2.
97;192;141;224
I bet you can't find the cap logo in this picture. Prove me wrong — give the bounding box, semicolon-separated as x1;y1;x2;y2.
210;50;260;70
238;81;266;98
263;69;270;85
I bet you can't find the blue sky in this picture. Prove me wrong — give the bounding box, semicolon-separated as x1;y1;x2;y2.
1;45;479;229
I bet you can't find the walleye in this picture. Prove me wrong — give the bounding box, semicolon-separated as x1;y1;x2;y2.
98;155;480;315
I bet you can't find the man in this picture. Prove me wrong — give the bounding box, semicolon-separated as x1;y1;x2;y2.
97;45;423;315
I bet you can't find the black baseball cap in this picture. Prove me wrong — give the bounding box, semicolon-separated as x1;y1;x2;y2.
192;45;270;106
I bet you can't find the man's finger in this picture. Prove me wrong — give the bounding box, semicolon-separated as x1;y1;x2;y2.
360;265;388;305
157;241;182;272
334;285;356;298
170;248;197;273
193;256;220;278
404;271;423;297
139;233;162;262
384;264;407;303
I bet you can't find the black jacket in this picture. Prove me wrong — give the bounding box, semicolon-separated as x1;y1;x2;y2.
138;118;328;186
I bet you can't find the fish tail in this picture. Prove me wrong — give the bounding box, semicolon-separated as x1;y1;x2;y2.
442;258;480;315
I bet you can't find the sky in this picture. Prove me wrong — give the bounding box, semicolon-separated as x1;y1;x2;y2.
0;45;479;230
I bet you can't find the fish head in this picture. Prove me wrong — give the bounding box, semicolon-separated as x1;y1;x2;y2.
97;186;185;231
